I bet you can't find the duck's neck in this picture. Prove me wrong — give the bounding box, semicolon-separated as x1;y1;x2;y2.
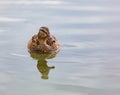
38;38;47;44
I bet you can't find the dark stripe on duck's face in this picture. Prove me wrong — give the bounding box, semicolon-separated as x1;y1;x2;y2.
41;27;49;32
40;27;50;36
40;29;48;35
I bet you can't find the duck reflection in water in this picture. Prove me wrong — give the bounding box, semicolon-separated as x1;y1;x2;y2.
28;50;59;80
37;59;55;79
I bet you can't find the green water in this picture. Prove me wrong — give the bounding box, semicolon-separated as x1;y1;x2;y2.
0;0;120;95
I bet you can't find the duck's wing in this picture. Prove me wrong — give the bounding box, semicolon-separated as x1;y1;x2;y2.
27;34;38;50
46;35;60;50
51;35;60;46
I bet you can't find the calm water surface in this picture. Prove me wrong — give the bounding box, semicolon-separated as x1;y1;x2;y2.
0;0;120;95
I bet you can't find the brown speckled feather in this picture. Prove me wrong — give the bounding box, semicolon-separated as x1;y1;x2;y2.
27;27;60;53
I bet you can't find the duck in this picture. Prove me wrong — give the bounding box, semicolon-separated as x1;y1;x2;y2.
27;26;60;53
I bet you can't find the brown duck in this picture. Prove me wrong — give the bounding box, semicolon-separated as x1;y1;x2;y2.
27;27;60;53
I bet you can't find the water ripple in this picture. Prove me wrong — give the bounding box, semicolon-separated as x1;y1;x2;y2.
10;53;29;58
0;17;26;22
0;0;62;5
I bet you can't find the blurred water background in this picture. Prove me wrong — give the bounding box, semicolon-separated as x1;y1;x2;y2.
0;0;120;95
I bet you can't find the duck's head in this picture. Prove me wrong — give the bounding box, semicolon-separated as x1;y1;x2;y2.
38;27;50;39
